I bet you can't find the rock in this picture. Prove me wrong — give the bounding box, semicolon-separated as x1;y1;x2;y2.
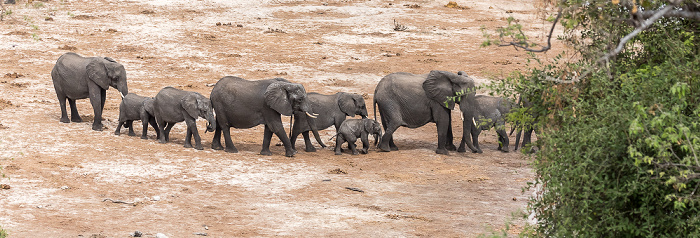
152;196;161;201
61;186;70;190
131;231;143;237
155;233;168;238
193;233;208;236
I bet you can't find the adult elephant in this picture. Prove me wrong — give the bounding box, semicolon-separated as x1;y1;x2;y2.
373;70;476;155
290;92;368;152
51;52;128;131
458;95;515;153
210;76;319;157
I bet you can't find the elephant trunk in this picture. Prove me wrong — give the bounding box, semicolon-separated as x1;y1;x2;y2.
360;108;369;119
116;77;128;99
205;109;215;133
306;113;326;148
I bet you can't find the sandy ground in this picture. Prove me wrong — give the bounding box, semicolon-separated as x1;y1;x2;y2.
0;0;556;237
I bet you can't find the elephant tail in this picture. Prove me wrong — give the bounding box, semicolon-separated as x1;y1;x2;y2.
373;97;378;122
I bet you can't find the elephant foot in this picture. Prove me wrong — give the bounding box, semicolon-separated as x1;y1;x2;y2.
378;144;392;152
114;131;120;136
435;148;449;155
446;144;457;151
60;117;70;123
501;149;509;153
212;143;224;150
285;149;297;157
305;146;317;153
92;123;103;131
225;147;239;153
158;139;167;144
457;145;466;153
360;149;368;154
141;136;148;140
260;150;272;156
128;132;136;137
352;150;359;155
471;149;483;154
71;116;83;123
390;146;399;151
184;143;193;148
194;145;204;150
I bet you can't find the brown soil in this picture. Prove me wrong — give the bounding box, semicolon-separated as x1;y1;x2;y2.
0;0;558;237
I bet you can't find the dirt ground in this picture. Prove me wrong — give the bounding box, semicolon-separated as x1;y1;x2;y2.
0;0;555;237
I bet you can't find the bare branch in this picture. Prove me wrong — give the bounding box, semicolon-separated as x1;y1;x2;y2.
499;8;562;53
640;9;700;21
599;4;676;63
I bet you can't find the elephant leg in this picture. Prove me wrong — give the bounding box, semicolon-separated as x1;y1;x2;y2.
360;133;370;154
471;126;483;153
164;122;174;142
221;125;238;153
156;117;167;144
433;109;451;155
446;115;457;151
379;123;399;152
184;124;193;148
67;98;82;123
496;128;509;152
462;117;481;153
301;131;316;152
56;89;71;123
261;125;274;156
334;135;345;155
348;138;359;155
88;87;105;131
458;136;467;153
115;121;124;135
141;118;150;139
514;129;522;151
186;119;203;150
211;122;224;150
127;120;136;136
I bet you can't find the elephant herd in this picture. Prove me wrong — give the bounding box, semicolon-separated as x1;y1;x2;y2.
51;52;534;157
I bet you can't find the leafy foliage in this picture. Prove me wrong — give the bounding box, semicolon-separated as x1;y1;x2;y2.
0;225;6;238
485;0;700;236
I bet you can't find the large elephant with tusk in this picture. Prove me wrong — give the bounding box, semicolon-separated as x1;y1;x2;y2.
210;76;320;157
51;52;129;131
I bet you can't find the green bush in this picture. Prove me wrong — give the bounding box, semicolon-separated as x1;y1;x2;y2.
487;0;700;236
0;225;7;238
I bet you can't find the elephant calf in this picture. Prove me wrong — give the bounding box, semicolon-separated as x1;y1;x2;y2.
115;93;160;139
459;95;514;153
153;87;215;150
334;118;382;155
291;92;368;152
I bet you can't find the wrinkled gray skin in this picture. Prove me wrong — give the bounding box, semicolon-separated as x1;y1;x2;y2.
210;76;318;157
334;118;382;155
153;87;215;150
115;93;159;139
51;52;129;131
140;97;168;139
458;95;514;153
373;70;476;155
291;92;368;152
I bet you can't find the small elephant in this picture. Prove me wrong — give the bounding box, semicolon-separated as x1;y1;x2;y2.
115;93;160;139
510;96;538;153
334;118;382;155
459;95;514;153
153;87;215;150
51;52;129;131
373;70;476;154
291;92;368;152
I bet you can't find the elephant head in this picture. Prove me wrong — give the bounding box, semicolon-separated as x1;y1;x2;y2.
182;92;216;132
338;92;368;118
422;70;476;110
86;57;128;98
364;118;383;147
264;82;317;118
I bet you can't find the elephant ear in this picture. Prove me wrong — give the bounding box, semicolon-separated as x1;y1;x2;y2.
363;119;374;133
423;70;458;110
265;83;293;116
86;59;110;90
337;93;356;117
181;93;200;119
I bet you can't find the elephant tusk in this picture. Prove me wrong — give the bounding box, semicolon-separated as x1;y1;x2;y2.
460;113;464;121
120;92;125;99
472;117;477;126
312;112;319;116
305;111;318;119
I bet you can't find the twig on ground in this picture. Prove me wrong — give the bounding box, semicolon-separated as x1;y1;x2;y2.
103;198;137;205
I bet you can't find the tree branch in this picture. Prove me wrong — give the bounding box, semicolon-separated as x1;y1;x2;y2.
640;9;700;21
499;8;562;53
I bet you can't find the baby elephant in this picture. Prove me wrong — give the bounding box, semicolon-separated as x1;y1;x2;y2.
153;87;216;150
115;93;160;139
334;118;382;155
